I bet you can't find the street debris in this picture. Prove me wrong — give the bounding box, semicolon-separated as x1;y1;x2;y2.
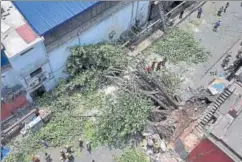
208;78;229;95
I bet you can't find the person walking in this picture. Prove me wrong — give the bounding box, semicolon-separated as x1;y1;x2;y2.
197;7;203;18
213;20;221;32
60;150;67;161
179;10;184;19
65;145;72;153
44;152;52;162
217;6;224;16
41;139;49;148
66;153;74;162
224;2;229;12
86;142;92;154
78;139;84;151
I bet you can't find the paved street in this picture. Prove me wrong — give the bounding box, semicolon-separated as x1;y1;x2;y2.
179;1;242;89
38;145;121;162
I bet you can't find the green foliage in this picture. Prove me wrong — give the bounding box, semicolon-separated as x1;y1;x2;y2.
156;70;182;95
114;149;149;162
5;97;86;162
81;120;99;148
5;43;128;162
67;43;128;76
6;32;200;161
150;28;210;64
95;92;153;147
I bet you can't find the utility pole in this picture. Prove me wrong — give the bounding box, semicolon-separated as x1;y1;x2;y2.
154;1;167;32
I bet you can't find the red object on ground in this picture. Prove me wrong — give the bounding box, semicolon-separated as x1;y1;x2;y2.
16;24;37;43
144;67;152;73
187;138;233;162
1;95;28;121
228;109;238;118
147;67;152;73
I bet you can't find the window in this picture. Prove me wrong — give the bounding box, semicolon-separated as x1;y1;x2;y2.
20;47;34;56
30;68;42;78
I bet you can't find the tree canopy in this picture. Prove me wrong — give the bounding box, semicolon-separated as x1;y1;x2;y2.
149;28;210;64
114;149;149;162
5;29;210;162
96;91;153;147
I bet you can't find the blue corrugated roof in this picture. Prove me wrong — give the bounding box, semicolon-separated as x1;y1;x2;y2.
13;1;98;35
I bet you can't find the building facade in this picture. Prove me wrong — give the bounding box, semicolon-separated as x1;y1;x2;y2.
10;1;151;95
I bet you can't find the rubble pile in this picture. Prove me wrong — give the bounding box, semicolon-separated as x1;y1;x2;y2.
140;133;184;162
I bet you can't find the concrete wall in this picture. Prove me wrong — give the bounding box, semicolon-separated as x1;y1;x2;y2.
1;68;22;88
4;40;55;95
1;95;28;121
8;41;48;78
48;1;150;81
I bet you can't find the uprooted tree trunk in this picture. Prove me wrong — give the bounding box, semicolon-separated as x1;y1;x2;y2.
105;59;179;110
104;58;182;139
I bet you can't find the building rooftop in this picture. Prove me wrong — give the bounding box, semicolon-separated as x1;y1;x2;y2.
209;81;242;160
1;1;42;58
13;1;98;35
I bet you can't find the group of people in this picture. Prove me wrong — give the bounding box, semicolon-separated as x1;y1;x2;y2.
32;139;95;162
145;134;163;162
213;2;230;32
58;140;93;162
59;145;75;162
178;2;231;33
179;6;203;20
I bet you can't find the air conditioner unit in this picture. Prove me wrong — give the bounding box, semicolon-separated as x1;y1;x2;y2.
28;77;40;88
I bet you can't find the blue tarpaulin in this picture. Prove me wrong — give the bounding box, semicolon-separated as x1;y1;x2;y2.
1;146;10;161
1;49;9;67
13;1;99;35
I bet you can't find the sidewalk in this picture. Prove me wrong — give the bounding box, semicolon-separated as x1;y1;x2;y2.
38;146;121;162
128;1;206;57
179;1;242;89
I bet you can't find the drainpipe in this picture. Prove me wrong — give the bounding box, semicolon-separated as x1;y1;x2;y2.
129;1;135;29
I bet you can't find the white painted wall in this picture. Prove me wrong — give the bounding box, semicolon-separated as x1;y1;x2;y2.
5;40;55;95
8;41;48;78
48;1;150;80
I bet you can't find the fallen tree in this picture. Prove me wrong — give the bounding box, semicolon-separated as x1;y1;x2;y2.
102;58;183;140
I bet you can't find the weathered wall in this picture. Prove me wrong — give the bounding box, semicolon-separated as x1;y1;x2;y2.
8;41;48;78
1;95;28;121
188;138;233;162
1;68;22;88
47;1;150;81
